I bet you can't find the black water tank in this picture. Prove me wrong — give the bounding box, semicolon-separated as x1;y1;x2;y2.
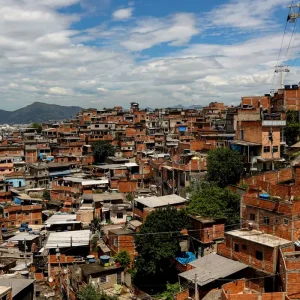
285;85;291;89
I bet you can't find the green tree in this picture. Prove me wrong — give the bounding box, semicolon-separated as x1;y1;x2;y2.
157;283;182;300
186;180;240;226
31;123;42;133
91;217;102;233
206;147;244;188
92;141;115;163
134;207;189;292
77;284;118;300
285;110;300;146
42;190;51;200
114;250;131;268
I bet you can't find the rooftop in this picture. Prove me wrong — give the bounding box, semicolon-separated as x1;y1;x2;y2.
0;278;34;297
62;177;109;185
0;286;11;296
179;253;248;286
44;214;79;225
8;232;40;242
45;230;91;249
226;229;292;247
135;194;187;208
80;263;123;277
93;193;124;202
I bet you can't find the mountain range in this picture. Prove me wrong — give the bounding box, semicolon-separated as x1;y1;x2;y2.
0;102;83;124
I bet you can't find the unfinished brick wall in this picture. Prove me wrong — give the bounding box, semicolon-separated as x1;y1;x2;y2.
240;168;293;186
217;235;278;273
175;289;189;300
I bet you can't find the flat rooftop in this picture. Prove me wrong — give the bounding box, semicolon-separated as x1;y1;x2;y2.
0;278;34;297
45;230;91;249
135;194;187;208
80;263;123;277
226;229;292;248
0;286;11;296
93;193;124;202
8;232;39;242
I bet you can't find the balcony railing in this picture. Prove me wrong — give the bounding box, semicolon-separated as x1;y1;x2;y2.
262;120;286;127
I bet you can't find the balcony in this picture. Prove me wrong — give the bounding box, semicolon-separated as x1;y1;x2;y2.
262;120;286;127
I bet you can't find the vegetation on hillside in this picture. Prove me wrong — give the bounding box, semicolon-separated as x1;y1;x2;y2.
77;284;118;300
92;141;115;163
0;102;82;124
206;147;244;188
285;110;300;146
186;180;240;226
134;207;190;292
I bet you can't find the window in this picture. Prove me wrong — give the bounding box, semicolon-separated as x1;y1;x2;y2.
35;221;39;224
263;146;270;153
117;272;122;285
268;131;273;141
264;216;270;225
117;212;123;219
275;218;280;225
100;275;107;283
234;243;239;252
255;250;263;261
113;238;118;247
25;212;29;216
273;146;278;153
283;218;289;225
242;244;247;251
249;213;255;221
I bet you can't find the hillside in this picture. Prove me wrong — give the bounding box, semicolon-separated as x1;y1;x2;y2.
0;102;83;124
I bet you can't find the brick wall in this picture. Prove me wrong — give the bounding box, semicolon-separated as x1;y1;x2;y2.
240;168;293;186
175;289;189;300
217;235;278;273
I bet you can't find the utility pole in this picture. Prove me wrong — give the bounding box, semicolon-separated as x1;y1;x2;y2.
275;65;290;89
24;239;27;267
287;3;300;23
195;273;198;300
270;128;274;171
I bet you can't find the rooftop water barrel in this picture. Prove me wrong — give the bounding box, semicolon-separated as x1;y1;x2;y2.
259;193;270;200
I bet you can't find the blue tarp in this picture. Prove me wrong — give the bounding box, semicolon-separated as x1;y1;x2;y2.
175;252;196;265
14;197;22;205
230;144;242;152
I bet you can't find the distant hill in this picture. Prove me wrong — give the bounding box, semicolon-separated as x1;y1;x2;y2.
169;104;203;109
0;102;83;124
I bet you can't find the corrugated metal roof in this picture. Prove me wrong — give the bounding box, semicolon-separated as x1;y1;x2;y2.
134;194;186;208
44;214;77;225
45;230;91;249
179;253;247;286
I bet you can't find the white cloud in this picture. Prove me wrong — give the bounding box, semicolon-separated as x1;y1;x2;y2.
0;0;298;111
121;13;199;51
207;0;290;30
48;87;72;95
112;7;133;20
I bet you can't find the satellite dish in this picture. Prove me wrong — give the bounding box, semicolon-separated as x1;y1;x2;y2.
48;277;53;283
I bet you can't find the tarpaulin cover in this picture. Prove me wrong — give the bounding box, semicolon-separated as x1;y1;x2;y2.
176;251;196;265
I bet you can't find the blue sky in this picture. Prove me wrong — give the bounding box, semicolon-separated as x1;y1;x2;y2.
0;0;298;110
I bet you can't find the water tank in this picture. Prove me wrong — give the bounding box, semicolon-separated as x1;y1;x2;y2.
100;255;110;265
259;193;270;200
285;85;291;90
292;85;298;89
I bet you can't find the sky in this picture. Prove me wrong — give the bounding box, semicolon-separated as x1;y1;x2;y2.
0;0;299;110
